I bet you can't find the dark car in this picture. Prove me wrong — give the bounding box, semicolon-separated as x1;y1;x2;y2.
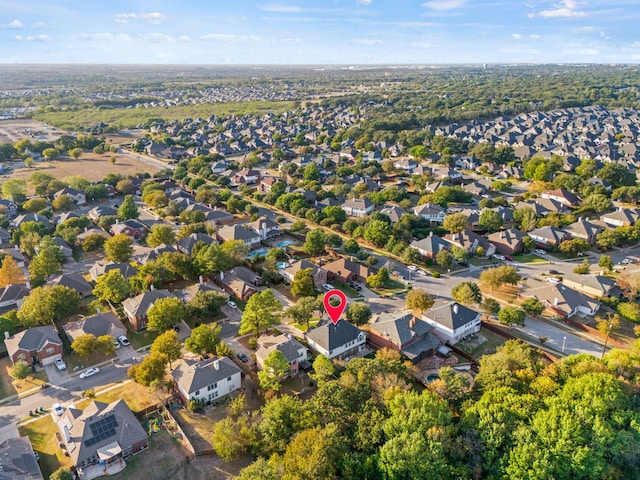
172;324;180;332
457;261;469;267
348;282;362;291
504;255;513;261
236;352;249;363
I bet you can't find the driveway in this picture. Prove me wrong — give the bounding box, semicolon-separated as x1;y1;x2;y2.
43;364;72;386
516;316;604;357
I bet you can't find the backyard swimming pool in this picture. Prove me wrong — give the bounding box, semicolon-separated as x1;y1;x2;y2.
246;248;269;259
274;240;296;248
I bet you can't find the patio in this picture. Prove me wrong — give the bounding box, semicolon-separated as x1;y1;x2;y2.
77;455;126;480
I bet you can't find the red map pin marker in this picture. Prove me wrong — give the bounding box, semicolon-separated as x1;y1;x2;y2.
323;289;347;325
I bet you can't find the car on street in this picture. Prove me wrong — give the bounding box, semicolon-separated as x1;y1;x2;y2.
112;338;120;349
227;301;237;309
236;352;249;363
546;277;560;283
457;260;469;267
322;283;335;292
348;282;362;291
534;249;546;255
407;265;418;271
493;254;506;261
172;323;180;332
418;269;428;276
54;357;66;371
79;367;100;379
504;255;513;261
621;258;632;264
52;403;64;416
117;335;130;347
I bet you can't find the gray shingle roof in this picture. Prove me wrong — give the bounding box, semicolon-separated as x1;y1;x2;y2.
4;326;62;356
171;357;241;395
423;302;480;331
370;311;434;346
305;319;363;351
122;289;173;317
0;437;43;480
46;273;92;295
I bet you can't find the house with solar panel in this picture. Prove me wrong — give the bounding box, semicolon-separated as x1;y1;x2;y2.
56;399;148;479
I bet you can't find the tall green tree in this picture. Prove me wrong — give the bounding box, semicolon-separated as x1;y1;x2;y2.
117;194;139;220
146;224;176;248
150;330;182;370
286;296;321;329
258;349;290;391
104;233;134;262
17;285;80;326
346;302;372;326
128;351;168;387
93;270;131;303
146;297;186;331
303;228;326;255
185;323;222;355
451;282;483;305
406;289;435;313
239;290;282;338
290;268;316;297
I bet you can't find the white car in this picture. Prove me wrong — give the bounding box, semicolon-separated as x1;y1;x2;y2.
621;258;632;264
493;254;506;261
52;403;64;416
54;357;66;371
79;367;100;379
117;335;130;347
407;265;418;272
112;338;121;349
227;301;237;309
322;283;335;292
546;277;560;283
534;249;546;255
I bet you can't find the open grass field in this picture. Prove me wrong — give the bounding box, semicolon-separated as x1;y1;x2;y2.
0;357;49;399
75;381;159;413
18;415;73;479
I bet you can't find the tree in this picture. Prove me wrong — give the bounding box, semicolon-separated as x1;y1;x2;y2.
93;270;131;303
146;224;176;248
498;306;526;326
128;351;168;387
104;234;133;262
82;233;106;252
117;195;139;220
151;330;182;370
364;220;392;247
596;314;621;337
406;289;435;313
282;424;347;480
598;162;637;188
521;297;544;316
50;468;74;480
513;207;537;232
258;350;290;391
0;256;24;287
290;268;316;297
239;290;282;338
573;259;590;274
598;254;613;273
1;178;26;201
28;240;63;285
366;267;389;289
72;334;99;357
185;323;222;355
346;302;372;326
521;236;534;252
22;197;48;213
68;147;83;160
147;297;186;331
558;238;589;256
482;298;501;318
616;273;640;301
286;296;321;329
583;193;612;213
442;212;471;233
434;249;453;269
451;282;482;305
52;194;74;211
479;210;503;233
17;286;80;327
596;229;621;250
186;291;227;319
303;228;326;255
480;265;521;290
10;359;32;380
310;355;335;385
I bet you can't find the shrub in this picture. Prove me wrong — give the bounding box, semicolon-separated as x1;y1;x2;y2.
431;271;441;278
617;302;640;322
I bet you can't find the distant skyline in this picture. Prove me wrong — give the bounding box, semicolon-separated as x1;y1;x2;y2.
1;1;639;64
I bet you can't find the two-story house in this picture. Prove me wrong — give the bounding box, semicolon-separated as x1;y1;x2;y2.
247;217;282;240
528;226;569;248
122;289;173;331
281;260;327;289
5;326;64;367
414;203;446;224
171;356;242;404
410;232;451;259
256;334;308;375
219;267;262;301
54;186;87;205
216;224;262;249
232;168;261;185
304;319;367;361
341;198;375;218
110;219;148;240
421;302;481;344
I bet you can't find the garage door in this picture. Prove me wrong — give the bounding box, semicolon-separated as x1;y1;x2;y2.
41;354;60;366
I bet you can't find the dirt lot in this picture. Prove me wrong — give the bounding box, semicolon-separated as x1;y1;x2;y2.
0;119;61;144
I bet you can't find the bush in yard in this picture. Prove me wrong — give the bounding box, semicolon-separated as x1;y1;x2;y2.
10;359;32;380
617;302;640;322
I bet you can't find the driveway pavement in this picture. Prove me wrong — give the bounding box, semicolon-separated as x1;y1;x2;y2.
43;364;71;386
517;316;605;357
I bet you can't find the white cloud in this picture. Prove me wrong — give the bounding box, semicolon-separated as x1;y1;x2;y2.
530;34;542;39
14;35;22;41
357;0;373;4
422;0;466;11
261;4;304;12
280;38;301;44
115;12;167;25
8;19;24;29
631;41;640;48
26;34;51;41
31;21;47;29
139;33;175;43
76;33;133;42
511;33;522;39
411;41;433;48
199;34;262;43
352;38;381;45
539;0;587;18
178;35;191;42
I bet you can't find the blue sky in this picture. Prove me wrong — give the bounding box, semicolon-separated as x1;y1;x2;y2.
1;0;639;64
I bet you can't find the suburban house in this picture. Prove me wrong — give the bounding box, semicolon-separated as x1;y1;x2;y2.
281;260;327;289
367;311;440;364
88;205;118;222
54;186;87;205
204;209;235;226
90;262;138;282
528;226;569;248
341;198;375;218
563;219;604;245
410;232;451;259
323;257;371;284
57;400;149;479
247;217;282;240
4;326;64;367
136;244;177;265
541;188;580;208
380;205;405;223
487;228;527;254
0;227;11;246
47;273;93;298
600;208;640;227
232;168;261;185
561;273;616;299
171;356;242;404
518;283;600;319
0;284;30;311
393;159;418;172
255;334;308;375
63;312;127;345
219;267;262;301
304;319;367;360
122;289;173;331
259;177;283;193
421;302;482;344
77;228;110;245
13;213;51;230
414;203;446;224
443;229;496;256
0;435;43;480
110;219;148;240
176;232;216;256
1;247;26;268
216;224;262;249
0;198;18;217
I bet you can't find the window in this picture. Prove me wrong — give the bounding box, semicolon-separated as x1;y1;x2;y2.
194;390;200;396
46;347;54;354
227;376;231;381
207;383;217;391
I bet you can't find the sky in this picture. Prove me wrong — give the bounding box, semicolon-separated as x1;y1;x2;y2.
1;0;639;64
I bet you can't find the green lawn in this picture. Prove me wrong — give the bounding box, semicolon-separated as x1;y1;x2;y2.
293;318;321;332
514;253;550;264
0;357;49;399
332;281;363;299
369;278;406;297
19;415;73;479
75;381;159;414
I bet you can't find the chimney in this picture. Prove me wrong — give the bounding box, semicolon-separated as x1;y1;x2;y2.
500;230;505;239
199;275;204;284
63;425;70;443
554;297;558;306
453;303;459;314
154;247;159;254
287;333;292;340
213;360;220;370
220;271;224;280
150;284;155;291
25;280;31;290
116;218;119;224
429;231;433;237
4;331;9;340
84;227;88;233
409;316;416;329
35;214;39;221
451;233;456;242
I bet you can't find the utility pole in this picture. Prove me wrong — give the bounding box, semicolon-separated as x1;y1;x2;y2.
601;323;613;358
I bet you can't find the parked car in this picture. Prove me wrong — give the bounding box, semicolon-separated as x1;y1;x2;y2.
172;324;180;332
112;338;121;349
322;283;335;292
236;352;249;363
54;357;66;371
534;249;546;255
546;277;560;283
227;301;237;309
407;265;418;271
52;403;64;416
117;335;130;347
504;255;513;261
621;258;632;264
457;261;469;267
79;367;100;379
348;282;362;291
493;254;506;261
